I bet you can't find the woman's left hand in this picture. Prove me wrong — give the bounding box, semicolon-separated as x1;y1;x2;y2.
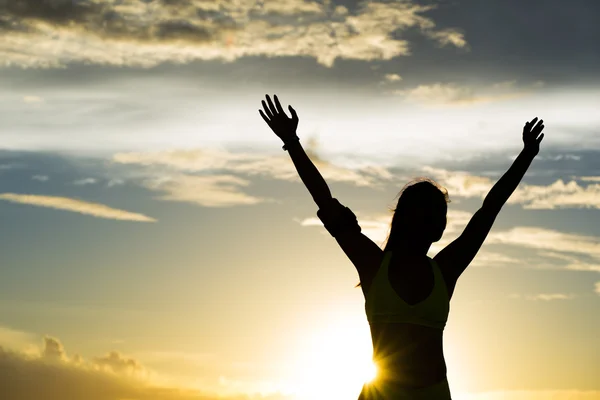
522;117;545;155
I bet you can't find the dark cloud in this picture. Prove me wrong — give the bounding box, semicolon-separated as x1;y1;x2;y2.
0;0;103;26
94;350;144;374
42;336;67;362
0;0;217;43
0;0;597;88
387;0;600;86
156;20;213;42
0;338;293;400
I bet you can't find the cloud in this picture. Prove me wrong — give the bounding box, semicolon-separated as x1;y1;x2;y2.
113;148;394;188
0;326;37;351
564;262;600;273
112;148;395;207
578;176;600;182
508;179;600;210
107;178;125;187
595;281;600;295
145;174;266;207
23;95;44;103
73;178;97;185
296;208;521;267
42;336;68;363
0;0;466;68
0;336;294;400
383;73;402;82
456;390;600;400
393;80;543;106
530;293;575;301
32;174;49;181
423;167;600;210
487;227;600;260
486;227;600;273
0;193;156;222
94;351;145;376
507;293;575;301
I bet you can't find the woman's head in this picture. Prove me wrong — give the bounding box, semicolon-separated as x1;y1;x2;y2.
383;177;450;250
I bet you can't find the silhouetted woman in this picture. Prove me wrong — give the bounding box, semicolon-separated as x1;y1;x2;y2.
259;94;545;399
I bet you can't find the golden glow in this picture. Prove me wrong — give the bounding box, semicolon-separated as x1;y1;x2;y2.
290;314;374;400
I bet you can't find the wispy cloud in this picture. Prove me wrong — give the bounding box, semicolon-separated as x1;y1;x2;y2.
487;227;600;261
23;95;44;104
458;390;600;400
534;293;575;301
145;174;267;208
0;0;465;68
423;166;600;209
595;281;600;295
509;293;576;301
31;175;49;182
392;80;543;106
113;148;394;188
383;73;402;82
73;178;98;186
0;193;156;222
112;148;395;207
578;176;600;182
107;179;125;187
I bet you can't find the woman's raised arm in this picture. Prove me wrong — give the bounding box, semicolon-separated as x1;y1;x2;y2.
482;117;545;212
435;117;546;288
259;94;333;208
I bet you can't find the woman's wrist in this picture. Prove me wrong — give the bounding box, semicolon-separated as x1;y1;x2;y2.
282;134;300;151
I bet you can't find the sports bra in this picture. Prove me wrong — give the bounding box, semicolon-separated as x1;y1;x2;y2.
365;251;450;330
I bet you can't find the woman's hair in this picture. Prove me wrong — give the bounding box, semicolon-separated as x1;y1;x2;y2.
356;177;450;288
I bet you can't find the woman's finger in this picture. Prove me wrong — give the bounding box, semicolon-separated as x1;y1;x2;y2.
259;109;271;126
536;133;545;144
266;95;277;116
289;105;298;121
261;100;274;119
274;95;286;115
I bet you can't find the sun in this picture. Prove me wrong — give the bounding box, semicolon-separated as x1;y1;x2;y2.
290;315;377;400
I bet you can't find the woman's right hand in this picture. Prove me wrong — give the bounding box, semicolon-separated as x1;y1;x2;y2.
259;94;299;143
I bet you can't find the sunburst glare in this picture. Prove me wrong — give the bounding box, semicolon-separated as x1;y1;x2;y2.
289;314;375;400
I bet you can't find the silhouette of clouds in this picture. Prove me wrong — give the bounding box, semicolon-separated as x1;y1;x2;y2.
0;0;466;68
0;193;156;222
0;335;293;400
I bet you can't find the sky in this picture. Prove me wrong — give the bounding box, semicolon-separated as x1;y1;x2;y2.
0;0;599;399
